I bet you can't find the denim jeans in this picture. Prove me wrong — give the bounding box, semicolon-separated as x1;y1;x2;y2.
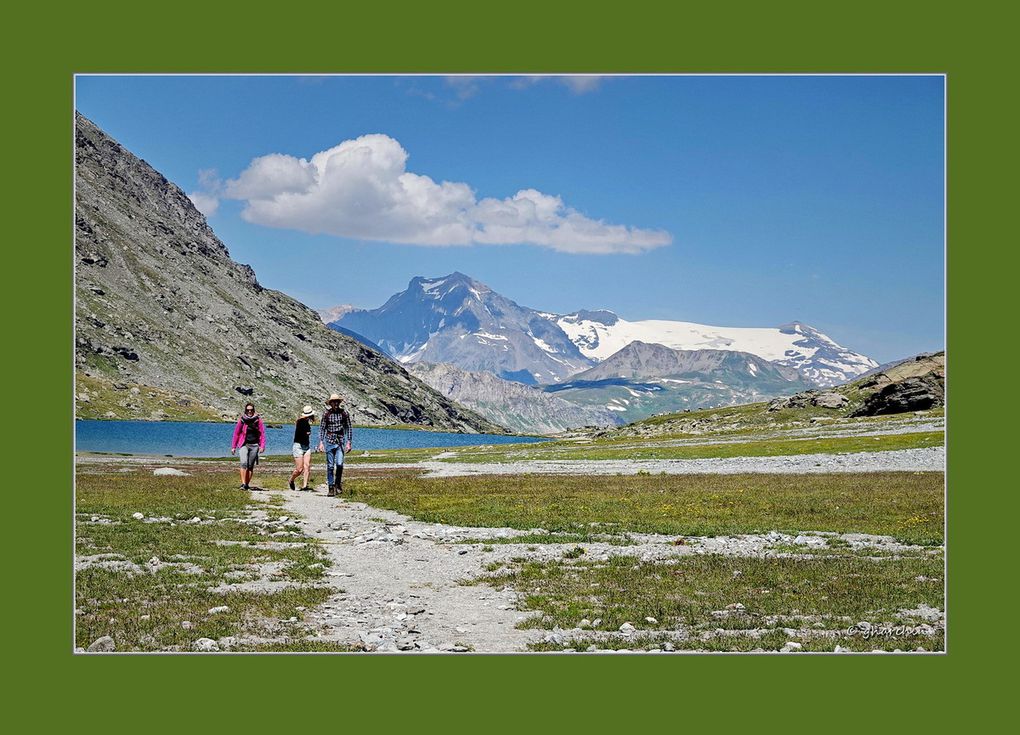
325;442;345;487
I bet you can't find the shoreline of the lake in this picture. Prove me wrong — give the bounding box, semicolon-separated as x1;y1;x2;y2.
75;419;548;457
73;416;544;438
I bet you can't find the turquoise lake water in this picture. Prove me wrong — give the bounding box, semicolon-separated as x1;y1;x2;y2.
75;420;545;457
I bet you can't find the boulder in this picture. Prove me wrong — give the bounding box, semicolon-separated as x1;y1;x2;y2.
86;635;116;652
193;638;220;652
852;373;944;416
812;392;848;409
153;467;189;476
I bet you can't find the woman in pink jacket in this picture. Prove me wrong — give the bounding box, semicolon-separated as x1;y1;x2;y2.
230;402;266;490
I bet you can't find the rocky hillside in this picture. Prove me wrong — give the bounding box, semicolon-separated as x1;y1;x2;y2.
408;362;621;435
74;113;501;432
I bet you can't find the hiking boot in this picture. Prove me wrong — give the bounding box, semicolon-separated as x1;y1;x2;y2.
289;479;296;491
327;485;336;497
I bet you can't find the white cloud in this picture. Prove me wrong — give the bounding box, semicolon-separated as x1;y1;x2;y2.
444;76;483;100
558;76;603;94
220;134;671;255
510;75;604;94
188;191;219;217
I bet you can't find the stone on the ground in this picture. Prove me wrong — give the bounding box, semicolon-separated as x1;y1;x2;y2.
153;467;189;476
208;605;230;615
619;622;636;634
87;635;115;652
131;512;144;520
812;392;849;409
193;638;219;652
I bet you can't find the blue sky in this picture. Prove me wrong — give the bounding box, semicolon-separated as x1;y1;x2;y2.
75;75;944;362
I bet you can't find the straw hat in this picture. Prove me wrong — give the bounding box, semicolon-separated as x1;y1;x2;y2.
326;393;343;404
301;405;315;418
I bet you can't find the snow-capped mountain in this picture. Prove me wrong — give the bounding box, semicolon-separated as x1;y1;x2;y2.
543;341;813;422
554;312;877;387
334;272;592;383
332;272;878;388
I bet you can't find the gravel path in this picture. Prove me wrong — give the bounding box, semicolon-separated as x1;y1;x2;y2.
281;486;940;653
360;446;945;478
283;491;543;653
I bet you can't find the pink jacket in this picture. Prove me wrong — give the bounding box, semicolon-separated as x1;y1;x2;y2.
231;415;266;451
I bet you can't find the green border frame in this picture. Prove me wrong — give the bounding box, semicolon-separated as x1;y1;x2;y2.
10;0;1010;726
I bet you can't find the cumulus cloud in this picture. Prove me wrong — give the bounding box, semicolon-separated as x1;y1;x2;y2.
218;134;671;255
188;191;220;217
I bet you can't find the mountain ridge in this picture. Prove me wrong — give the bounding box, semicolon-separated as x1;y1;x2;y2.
332;272;878;388
73;113;502;431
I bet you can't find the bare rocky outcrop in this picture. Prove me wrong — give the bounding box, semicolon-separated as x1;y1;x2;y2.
74;112;501;431
409;362;621;434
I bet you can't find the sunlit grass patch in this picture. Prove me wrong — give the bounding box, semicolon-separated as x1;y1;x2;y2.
445;431;944;463
351;472;944;545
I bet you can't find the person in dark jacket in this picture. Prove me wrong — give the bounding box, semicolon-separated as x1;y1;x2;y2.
317;393;353;497
230;402;266;490
289;405;316;491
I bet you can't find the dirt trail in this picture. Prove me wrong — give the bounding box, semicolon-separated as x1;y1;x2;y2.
282;488;938;653
282;490;542;653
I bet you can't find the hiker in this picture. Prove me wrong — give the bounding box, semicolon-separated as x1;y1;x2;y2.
289;405;316;491
317;393;353;497
230;402;265;490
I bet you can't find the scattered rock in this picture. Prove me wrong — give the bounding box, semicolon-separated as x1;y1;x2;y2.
87;636;115;652
207;606;230;615
131;512;144;520
193;638;220;652
543;630;565;645
153;467;189;476
898;603;942;622
619;622;636;634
